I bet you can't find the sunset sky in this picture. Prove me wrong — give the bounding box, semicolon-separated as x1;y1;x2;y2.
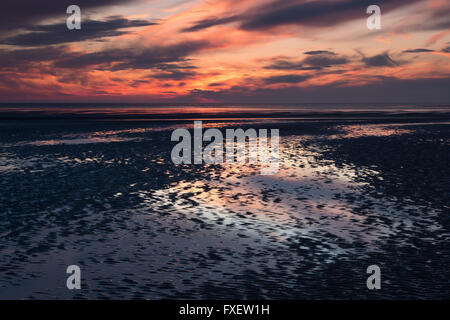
0;0;449;103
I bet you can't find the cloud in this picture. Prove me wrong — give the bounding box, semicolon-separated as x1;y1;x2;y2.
130;79;150;88
54;40;210;70
402;48;435;53
263;74;311;84
1;17;156;47
361;53;398;67
264;60;319;71
0;0;136;33
422;19;450;31
0;47;67;68
0;39;210;76
53;50;120;69
182;15;238;32
183;0;422;32
155;63;196;70
264;51;348;71
208;82;225;87
302;54;348;68
153;70;197;80
182;77;450;104
240;0;409;30
304;50;336;55
111;41;210;70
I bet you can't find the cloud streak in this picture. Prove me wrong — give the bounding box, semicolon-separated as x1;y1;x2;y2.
183;0;423;32
1;17;156;46
0;0;137;33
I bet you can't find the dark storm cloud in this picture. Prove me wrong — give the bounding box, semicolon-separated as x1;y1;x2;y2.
402;48;435;53
263;74;311;84
183;0;422;32
1;17;156;47
0;0;136;33
362;53;398;67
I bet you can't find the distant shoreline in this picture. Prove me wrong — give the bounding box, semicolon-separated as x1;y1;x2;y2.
1;103;450;121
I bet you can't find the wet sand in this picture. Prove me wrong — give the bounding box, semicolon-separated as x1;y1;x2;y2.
0;113;449;299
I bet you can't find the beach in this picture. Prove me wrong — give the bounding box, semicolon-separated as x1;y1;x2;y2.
0;106;449;299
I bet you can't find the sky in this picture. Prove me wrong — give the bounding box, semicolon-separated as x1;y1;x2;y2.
0;0;449;103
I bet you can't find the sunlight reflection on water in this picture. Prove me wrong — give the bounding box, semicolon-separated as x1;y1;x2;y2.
143;134;442;259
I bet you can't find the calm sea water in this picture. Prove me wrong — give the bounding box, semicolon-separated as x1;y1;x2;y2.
0;102;449;118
